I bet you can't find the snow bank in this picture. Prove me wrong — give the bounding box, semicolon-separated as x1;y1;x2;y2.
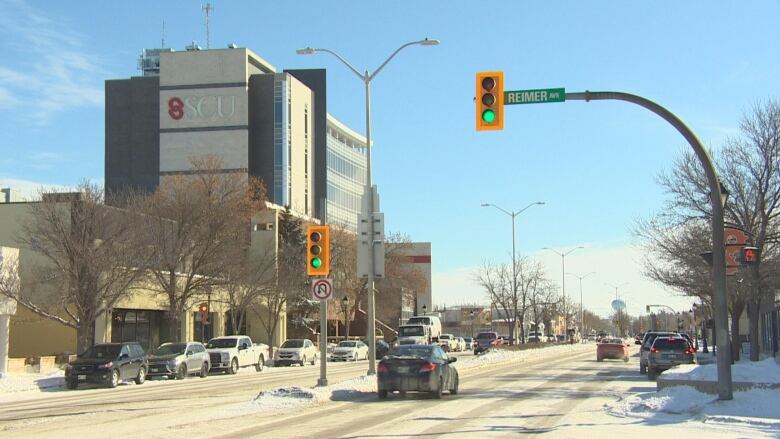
0;370;64;394
608;385;780;425
662;358;780;384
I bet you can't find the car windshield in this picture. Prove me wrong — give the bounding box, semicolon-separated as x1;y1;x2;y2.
477;332;496;339
81;345;121;359
399;326;425;336
152;343;187;356
603;338;623;344
338;341;357;347
464;337;473;342
439;335;451;340
387;345;433;358
653;338;690;352
282;340;305;348
407;317;430;325
206;338;238;349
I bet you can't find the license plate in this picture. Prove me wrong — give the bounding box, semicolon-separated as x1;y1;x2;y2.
78;375;86;380
151;368;160;372
396;366;410;373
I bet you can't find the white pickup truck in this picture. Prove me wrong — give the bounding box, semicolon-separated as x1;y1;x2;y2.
205;336;269;374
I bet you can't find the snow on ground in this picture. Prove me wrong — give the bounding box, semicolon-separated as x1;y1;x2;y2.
662;357;780;383
607;385;780;433
234;343;592;415
0;370;64;393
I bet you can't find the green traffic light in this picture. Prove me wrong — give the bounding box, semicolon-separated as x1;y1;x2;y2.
311;257;322;268
482;109;495;123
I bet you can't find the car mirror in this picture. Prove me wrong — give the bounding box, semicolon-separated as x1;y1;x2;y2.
448;357;457;363
635;340;641;345
186;351;192;356
119;353;129;360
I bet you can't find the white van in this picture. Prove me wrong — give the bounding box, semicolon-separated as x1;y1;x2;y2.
406;315;442;342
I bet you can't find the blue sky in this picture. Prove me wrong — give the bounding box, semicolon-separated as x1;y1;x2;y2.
1;1;778;318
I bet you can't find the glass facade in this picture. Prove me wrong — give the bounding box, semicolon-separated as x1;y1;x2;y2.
273;78;289;206
111;309;168;351
325;115;367;231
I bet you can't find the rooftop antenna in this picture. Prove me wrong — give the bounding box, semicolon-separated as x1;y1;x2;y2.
202;2;213;49
161;20;166;48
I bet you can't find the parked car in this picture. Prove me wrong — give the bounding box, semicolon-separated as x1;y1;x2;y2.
474;331;503;354
65;342;147;389
546;334;556;343
639;331;678;374
647;335;696;380
527;331;543;343
147;342;210;379
596;338;630;362
206;336;268;374
275;339;319;366
455;337;466;352
377;344;459;399
397;324;430;345
438;334;456;352
330;340;369;361
375;339;391;358
463;337;475;351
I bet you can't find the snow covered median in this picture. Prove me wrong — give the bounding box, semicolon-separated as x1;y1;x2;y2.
608;385;780;430
662;357;780;384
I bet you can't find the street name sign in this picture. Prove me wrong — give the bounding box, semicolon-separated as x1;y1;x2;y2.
311;278;334;301
504;88;565;105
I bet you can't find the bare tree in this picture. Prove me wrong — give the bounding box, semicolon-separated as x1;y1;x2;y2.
128;157;263;342
475;261;516;340
2;182;146;352
639;100;780;360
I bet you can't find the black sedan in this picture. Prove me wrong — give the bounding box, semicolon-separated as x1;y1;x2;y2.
377;344;458;399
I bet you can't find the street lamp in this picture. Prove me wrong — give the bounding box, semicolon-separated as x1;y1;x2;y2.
297;38;439;376
567;271;595;341
482;201;545;343
542;246;584;340
341;295;349;341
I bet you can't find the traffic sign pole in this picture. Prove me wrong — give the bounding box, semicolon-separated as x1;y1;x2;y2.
311;278;334;386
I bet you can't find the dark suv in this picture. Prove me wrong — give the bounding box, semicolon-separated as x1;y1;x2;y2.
639;331;678;374
65;342;148;389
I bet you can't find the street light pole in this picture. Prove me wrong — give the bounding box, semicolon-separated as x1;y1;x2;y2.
297;39;439;376
567;271;595;340
543;246;584;340
482;202;544;343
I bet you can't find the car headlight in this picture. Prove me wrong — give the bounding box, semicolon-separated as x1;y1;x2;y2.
167;359;178;368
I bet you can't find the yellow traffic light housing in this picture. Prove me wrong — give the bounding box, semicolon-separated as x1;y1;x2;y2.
307;225;331;276
476;71;504;131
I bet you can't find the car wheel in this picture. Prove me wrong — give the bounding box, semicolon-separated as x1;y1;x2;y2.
228;358;239;375
433;376;443;399
200;362;209;378
310;355;316;366
378;389;388;399
648;367;657;380
108;369;120;388
134;366;146;385
300;356;306;367
66;379;78;390
176;364;187;380
256;355;265;372
450;375;459;395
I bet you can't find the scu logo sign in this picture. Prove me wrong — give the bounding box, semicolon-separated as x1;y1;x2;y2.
167;95;237;121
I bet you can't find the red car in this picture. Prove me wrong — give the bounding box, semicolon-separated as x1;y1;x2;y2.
596;338;630;362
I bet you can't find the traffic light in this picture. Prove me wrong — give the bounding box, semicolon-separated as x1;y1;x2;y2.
646;305;651;313
742;246;758;264
476;71;504;131
199;303;209;324
307;225;331;276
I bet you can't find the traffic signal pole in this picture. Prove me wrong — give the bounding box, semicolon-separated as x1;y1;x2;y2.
565;91;733;400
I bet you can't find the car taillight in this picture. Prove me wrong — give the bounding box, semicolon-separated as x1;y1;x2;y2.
419;362;437;373
377;363;388;373
650;347;659;353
